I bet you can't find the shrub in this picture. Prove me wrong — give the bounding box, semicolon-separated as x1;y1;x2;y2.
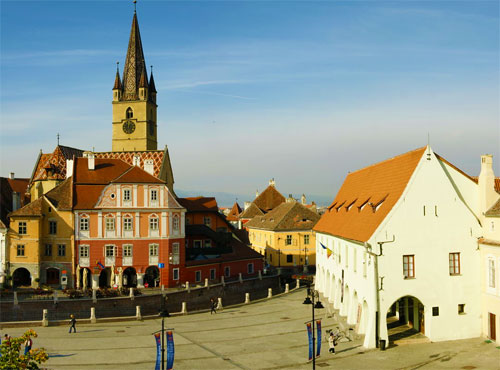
0;329;48;369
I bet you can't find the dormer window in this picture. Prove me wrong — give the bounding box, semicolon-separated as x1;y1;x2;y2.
346;199;357;212
336;201;345;212
358;198;370;212
126;107;133;119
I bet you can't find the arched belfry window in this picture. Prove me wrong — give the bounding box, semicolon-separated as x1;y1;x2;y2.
126;108;133;119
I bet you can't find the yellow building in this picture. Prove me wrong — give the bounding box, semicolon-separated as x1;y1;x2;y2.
245;200;320;269
8;178;74;288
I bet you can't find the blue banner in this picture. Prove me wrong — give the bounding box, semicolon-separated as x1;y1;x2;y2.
316;320;322;357
96;261;105;270
166;331;174;370
306;322;313;361
154;333;161;370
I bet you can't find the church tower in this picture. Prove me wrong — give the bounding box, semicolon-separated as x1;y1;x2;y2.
112;10;158;152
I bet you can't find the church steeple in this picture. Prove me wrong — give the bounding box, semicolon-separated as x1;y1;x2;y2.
122;12;147;101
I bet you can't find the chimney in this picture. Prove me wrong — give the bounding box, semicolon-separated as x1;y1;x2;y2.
87;152;95;171
9;172;14;179
301;194;306;205
144;159;154;175
255;189;259;198
133;154;141;167
269;178;275;187
479;154;499;213
66;159;74;179
286;194;294;203
244;201;251;210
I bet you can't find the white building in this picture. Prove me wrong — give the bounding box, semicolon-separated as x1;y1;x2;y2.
0;220;7;284
314;146;488;348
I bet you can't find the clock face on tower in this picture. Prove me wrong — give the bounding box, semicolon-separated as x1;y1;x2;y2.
122;120;136;134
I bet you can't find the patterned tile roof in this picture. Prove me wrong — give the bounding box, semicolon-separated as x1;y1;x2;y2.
314;147;426;243
95;150;165;179
31;145;84;183
245;201;320;231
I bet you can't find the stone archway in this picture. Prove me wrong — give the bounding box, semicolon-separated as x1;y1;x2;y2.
387;295;427;346
13;268;31;287
145;266;159;287
46;268;60;285
99;268;111;288
123;267;137;288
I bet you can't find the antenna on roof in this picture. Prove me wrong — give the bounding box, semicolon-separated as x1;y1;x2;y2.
57;133;60;146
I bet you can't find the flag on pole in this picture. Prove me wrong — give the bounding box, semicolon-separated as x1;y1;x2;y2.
153;333;161;370
306;322;313;361
96;261;105;270
316;320;322;357
166;331;174;370
320;242;327;249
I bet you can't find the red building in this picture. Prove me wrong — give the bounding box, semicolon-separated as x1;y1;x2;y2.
73;155;185;288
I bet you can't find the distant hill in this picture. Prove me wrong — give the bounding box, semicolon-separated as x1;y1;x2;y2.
175;189;332;208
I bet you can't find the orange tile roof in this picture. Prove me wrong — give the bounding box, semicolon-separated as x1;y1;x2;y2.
8;197;43;218
239;202;264;219
314;147;426;243
45;177;73;211
111;165;164;184
226;202;242;221
253;185;286;212
73;185;106;210
177;197;219;212
31;146;84;183
95;150;165;178
74;158;131;184
246;201;320;231
7;178;29;195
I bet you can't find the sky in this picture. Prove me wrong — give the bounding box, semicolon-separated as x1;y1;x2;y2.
1;0;499;205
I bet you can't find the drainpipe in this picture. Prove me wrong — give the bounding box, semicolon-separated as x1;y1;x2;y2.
364;235;395;348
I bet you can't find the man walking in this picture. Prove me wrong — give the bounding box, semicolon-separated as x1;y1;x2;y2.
24;336;32;355
210;298;217;315
69;314;77;333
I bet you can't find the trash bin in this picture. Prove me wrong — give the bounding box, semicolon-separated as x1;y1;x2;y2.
379;339;386;350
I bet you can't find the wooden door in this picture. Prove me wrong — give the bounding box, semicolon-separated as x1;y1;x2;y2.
490;313;496;341
46;268;59;284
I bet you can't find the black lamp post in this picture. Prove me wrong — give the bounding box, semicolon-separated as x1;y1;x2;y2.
159;297;170;370
303;286;324;370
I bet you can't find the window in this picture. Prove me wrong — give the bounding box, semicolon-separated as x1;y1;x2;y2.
149;217;159;230
488;259;496;288
126;107;133;118
48;207;52;213
49;221;57;235
18;222;27;235
194;240;202;248
286;235;292;245
173;268;179;280
150;189;158;202
247;263;254;274
149;244;159;256
123;217;133;231
173;215;179;231
105;217;115;231
195;270;201;282
17;244;25;256
205;239;212;248
210;269;216;280
286;254;293;263
57;244;66;257
172;243;180;255
105;245;115;257
79;245;89;258
403;255;415;279
432;307;439;316
458;304;465;315
123;189;131;202
80;217;89;231
45;244;52;257
304;235;310;245
203;217;211;227
123;245;132;257
449;253;460;275
224;266;230;277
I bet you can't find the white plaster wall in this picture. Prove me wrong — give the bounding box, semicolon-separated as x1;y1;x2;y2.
374;149;482;343
0;228;6;283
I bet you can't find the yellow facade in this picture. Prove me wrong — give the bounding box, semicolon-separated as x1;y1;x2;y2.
112;92;157;152
30;179;61;201
248;228;316;267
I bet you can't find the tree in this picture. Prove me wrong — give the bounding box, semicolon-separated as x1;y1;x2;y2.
0;330;48;369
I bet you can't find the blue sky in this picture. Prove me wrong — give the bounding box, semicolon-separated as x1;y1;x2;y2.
1;0;499;204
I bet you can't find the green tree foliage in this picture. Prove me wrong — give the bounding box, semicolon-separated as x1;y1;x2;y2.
0;330;48;369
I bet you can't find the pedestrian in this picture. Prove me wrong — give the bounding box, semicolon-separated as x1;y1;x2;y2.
24;336;32;355
3;334;10;346
328;332;336;354
69;314;77;333
210;298;217;315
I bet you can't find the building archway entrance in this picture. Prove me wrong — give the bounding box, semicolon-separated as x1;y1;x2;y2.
46;268;60;285
387;296;426;345
99;268;111;288
123;267;137;288
145;266;159;287
13;268;31;287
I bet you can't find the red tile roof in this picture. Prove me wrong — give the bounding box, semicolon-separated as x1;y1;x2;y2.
111;165;164;184
226;202;242;221
246;201;320;231
73;185;106;210
7;178;29;195
177;197;218;212
73;158;131;184
314;147;426;243
253;184;286;212
239;202;264;219
9;197;43;218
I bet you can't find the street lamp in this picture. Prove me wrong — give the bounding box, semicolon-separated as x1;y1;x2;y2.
159;297;170;370
303;286;324;370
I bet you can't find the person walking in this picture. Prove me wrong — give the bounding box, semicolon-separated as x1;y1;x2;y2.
210;298;217;315
69;314;77;333
328;332;336;354
24;336;32;355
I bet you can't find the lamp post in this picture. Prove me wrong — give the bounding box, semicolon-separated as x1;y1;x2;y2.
159;296;170;370
303;286;324;370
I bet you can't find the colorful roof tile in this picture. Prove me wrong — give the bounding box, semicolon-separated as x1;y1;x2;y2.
30;145;84;183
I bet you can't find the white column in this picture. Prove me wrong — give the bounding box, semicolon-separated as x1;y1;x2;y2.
135;212;140;238
181;212;185;236
161;212;167;237
245;293;250;304
137;273;145;288
168;212;173;236
133;185;138;207
92;274;99;289
144;185;149;207
136;306;142;320
116;187;121;207
98;212;103;238
159;186;164;207
116;212;122;237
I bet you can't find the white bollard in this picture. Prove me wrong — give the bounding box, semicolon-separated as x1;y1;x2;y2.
285;283;289;293
205;278;209;287
181;302;187;315
221;276;225;286
245;293;250;304
90;307;96;324
217;297;223;311
239;273;243;283
258;270;262;280
13;291;18;305
268;288;273;298
129;287;134;300
92;288;97;303
136;305;142;320
42;309;48;327
186;281;190;293
296;279;300;289
161;285;165;296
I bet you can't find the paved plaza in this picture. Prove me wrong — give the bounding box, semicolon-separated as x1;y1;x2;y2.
3;288;499;370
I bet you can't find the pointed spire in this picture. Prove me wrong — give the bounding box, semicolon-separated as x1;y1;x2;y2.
122;12;146;100
139;63;148;88
113;62;122;90
149;65;157;93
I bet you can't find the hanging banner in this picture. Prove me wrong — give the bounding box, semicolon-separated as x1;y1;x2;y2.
316;320;322;357
153;333;161;370
306;322;313;361
166;330;174;370
96;260;105;270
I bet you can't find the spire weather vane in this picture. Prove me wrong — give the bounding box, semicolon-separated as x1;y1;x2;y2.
133;0;137;13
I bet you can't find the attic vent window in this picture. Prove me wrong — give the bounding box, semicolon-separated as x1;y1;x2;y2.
110;193;116;199
336;201;345;212
346;200;357;212
358;199;370;212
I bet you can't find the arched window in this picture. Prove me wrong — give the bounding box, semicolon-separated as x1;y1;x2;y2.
126;107;133;119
